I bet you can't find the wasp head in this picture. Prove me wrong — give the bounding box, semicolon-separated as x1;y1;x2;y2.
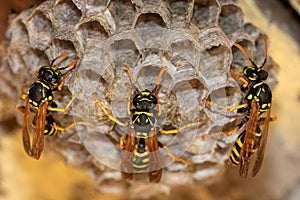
133;89;158;110
243;66;268;82
38;66;62;86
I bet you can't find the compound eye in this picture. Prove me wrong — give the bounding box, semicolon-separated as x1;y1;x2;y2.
51;77;56;83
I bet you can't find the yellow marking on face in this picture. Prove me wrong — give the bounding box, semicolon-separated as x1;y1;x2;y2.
141;91;151;96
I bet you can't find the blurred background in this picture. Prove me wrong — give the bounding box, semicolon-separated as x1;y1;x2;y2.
0;0;299;199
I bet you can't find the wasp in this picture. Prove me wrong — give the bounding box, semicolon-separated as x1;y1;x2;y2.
202;37;276;178
16;52;90;159
94;65;203;182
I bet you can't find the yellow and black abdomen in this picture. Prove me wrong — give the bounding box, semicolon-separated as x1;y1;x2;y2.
28;80;53;108
132;138;150;172
43;115;59;136
229;125;262;166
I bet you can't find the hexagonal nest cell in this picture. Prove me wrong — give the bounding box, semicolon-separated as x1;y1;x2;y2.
0;0;278;196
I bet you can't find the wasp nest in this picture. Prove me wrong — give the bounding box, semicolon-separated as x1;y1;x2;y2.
1;0;278;197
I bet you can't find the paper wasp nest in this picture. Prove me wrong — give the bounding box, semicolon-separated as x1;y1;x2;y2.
1;0;278;196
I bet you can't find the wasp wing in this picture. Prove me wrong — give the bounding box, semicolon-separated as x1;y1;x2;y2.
22;98;33;156
252;105;271;177
149;128;162;183
31;101;48;159
239;100;259;178
121;128;135;181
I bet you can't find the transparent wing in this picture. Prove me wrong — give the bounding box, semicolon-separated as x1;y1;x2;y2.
252;105;271;177
21;98;32;156
121;128;135;181
31;101;48;159
239;100;259;178
148;128;162;183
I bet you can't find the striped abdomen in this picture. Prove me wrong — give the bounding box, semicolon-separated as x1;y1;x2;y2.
229;125;262;166
44;115;59;136
133;138;150;172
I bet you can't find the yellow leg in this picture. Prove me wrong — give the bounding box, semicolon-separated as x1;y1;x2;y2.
93;93;128;127
159;121;204;135
203;126;240;140
230;68;249;88
18;84;28;100
119;135;127;149
54;121;94;132
57;61;77;91
156;93;163;116
202;99;248;112
127;96;132;115
15;104;26;114
48;89;82;112
258;115;277;124
104;133;127;150
159;142;193;166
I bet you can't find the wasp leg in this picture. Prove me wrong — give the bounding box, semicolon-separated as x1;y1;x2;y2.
204;126;240;140
57;61;77;91
230;68;249;88
104;133;127;150
47;90;81;113
159;121;204;135
15;104;26;114
158;142;193;166
93;93;128;127
258;116;277;124
18;84;28;100
54;121;94;132
202;99;248;112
